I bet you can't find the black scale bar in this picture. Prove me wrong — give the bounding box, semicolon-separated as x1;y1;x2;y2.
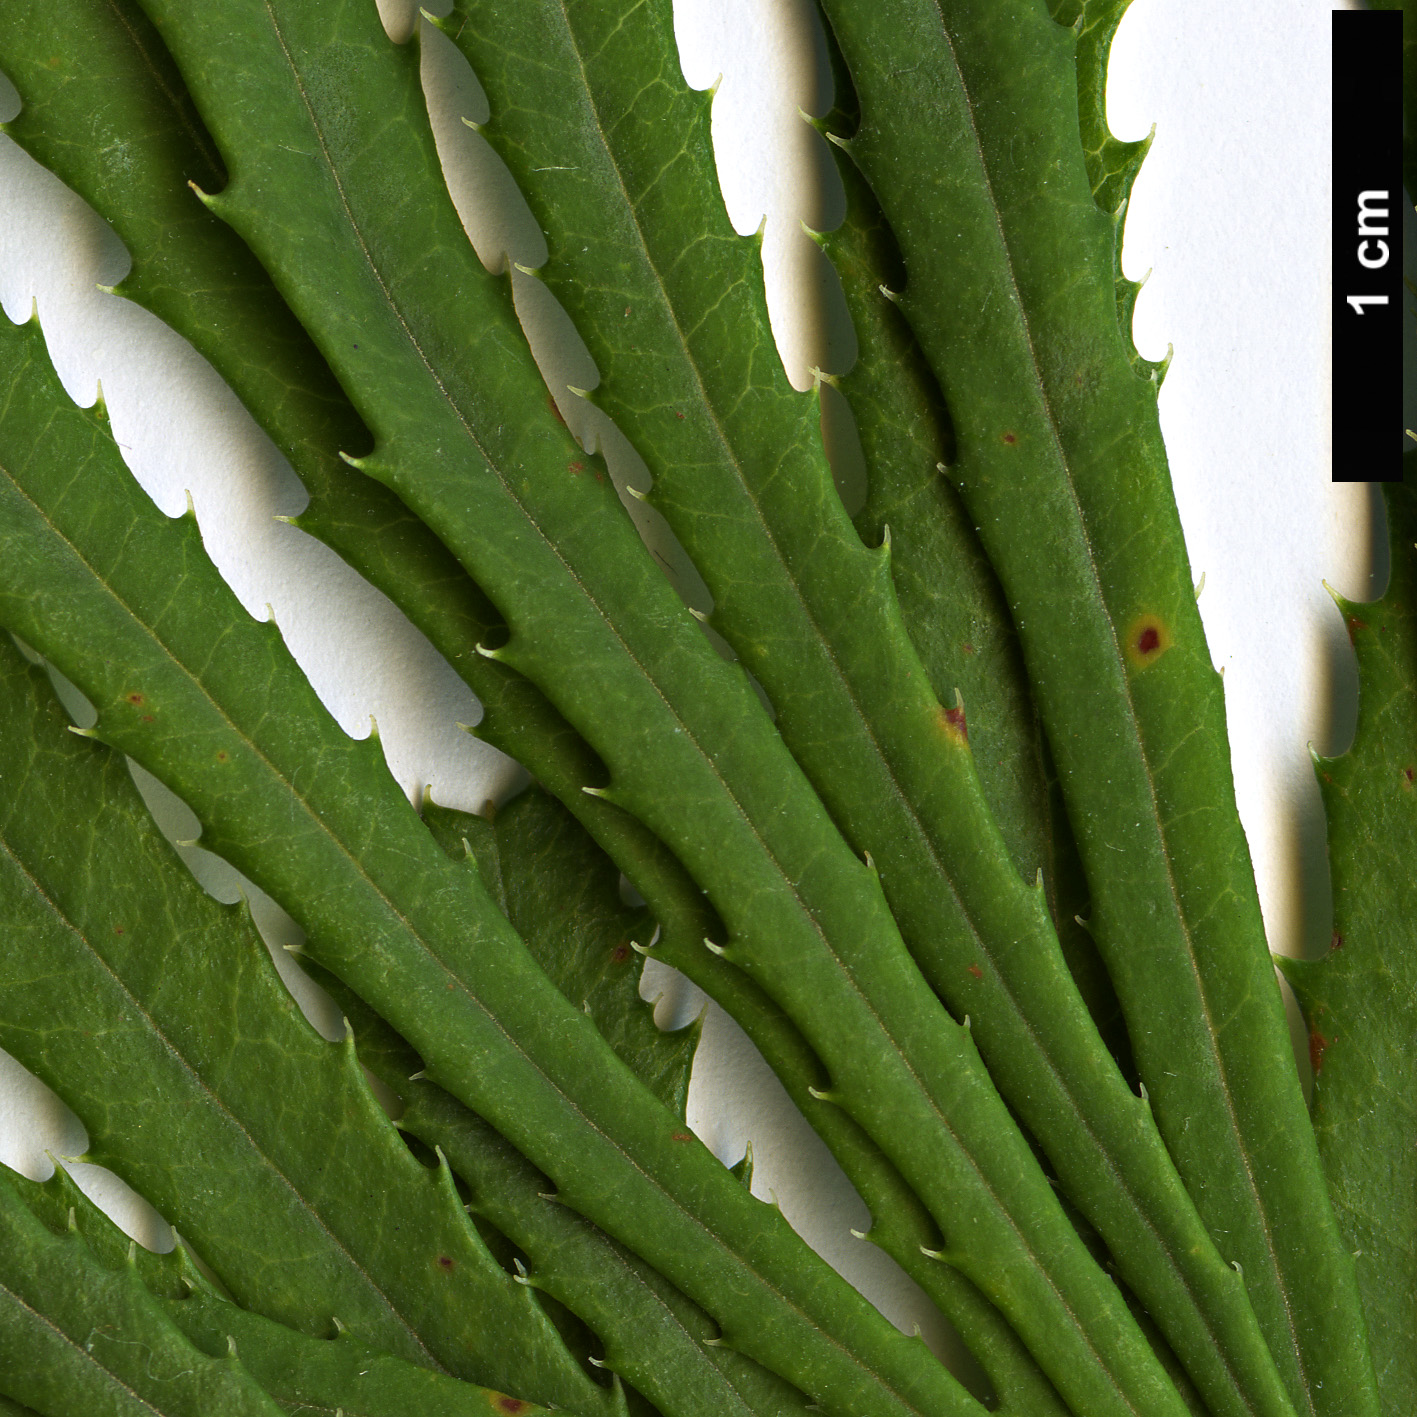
1332;10;1404;483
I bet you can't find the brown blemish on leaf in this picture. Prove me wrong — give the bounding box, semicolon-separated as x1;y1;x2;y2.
1124;613;1171;669
1345;615;1367;645
488;1395;531;1415
435;1254;454;1272
1002;432;1017;445
216;750;229;762
1309;1029;1333;1074
546;393;566;427
967;964;983;980
1331;930;1344;952
126;693;144;705
611;943;631;964
941;704;968;745
961;642;975;656
671;1131;692;1142
568;460;584;476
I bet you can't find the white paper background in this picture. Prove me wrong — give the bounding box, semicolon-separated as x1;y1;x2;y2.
0;0;1395;1371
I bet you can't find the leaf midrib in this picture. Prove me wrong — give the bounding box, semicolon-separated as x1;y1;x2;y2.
913;2;1306;1403
0;828;442;1376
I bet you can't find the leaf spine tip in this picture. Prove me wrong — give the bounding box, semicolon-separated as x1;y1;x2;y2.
630;939;654;956
408;1069;427;1081
807;1086;832;1101
226;1334;238;1359
688;605;709;623
850;1227;868;1241
332;1316;348;1334
582;784;609;798
920;1245;944;1260
565;384;592;400
1194;571;1206;600
624;483;649;502
703;938;727;956
460;115;482;133
826;130;850;151
588;1356;608;1369
338;449;365;469
878;282;901;304
512;262;539;278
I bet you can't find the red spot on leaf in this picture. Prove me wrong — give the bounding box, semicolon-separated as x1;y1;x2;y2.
114;927;125;936
943;705;968;742
675;411;686;420
127;693;144;705
967;964;983;980
1331;930;1344;951
436;1255;454;1272
1309;1029;1333;1074
961;642;975;656
216;751;229;762
611;943;631;964
546;393;566;426
1346;615;1367;645
1126;613;1171;667
1002;432;1017;445
490;1397;531;1415
1405;767;1414;785
568;460;584;475
672;1131;692;1142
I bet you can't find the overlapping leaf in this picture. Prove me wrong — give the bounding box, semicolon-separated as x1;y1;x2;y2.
1282;483;1417;1416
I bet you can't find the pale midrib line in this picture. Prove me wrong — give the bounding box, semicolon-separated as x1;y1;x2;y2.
264;3;1136;1407
247;9;956;1412
0;1271;169;1416
101;0;225;183
545;5;1159;1408
558;7;1222;1362
0;827;440;1375
919;4;1305;1409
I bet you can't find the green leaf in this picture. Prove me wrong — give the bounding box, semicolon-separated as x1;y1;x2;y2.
0;308;973;1417
0;634;616;1413
106;4;1196;1412
811;2;1375;1410
9;1164;552;1417
1281;483;1417;1416
426;788;697;1117
303;957;818;1417
0;1163;285;1417
430;6;1288;1412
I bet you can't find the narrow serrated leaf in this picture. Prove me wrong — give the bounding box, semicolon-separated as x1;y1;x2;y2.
0;1164;284;1417
0;309;974;1417
0;635;614;1413
11;1165;552;1417
430;7;1287;1413
811;3;1374;1410
1281;483;1417;1414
